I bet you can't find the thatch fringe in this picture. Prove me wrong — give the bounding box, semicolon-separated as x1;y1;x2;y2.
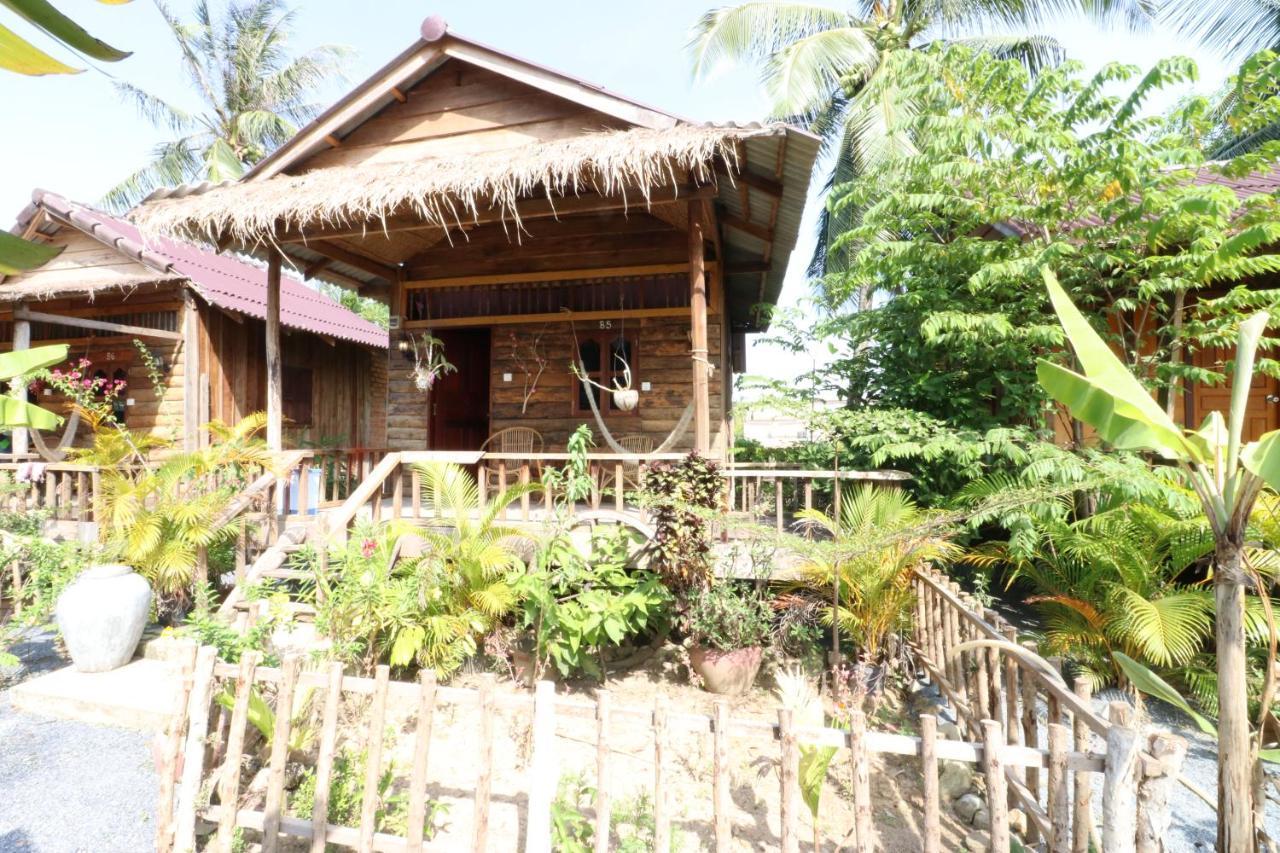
130;124;773;246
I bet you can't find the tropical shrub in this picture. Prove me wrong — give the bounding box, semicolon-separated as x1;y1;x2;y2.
640;453;722;591
791;485;958;663
310;463;532;677
512;527;671;680
683;581;772;651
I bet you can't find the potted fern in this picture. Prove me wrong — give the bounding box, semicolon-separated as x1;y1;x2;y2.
684;581;772;695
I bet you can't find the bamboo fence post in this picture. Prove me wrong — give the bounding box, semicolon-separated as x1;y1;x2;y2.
1071;678;1094;853
713;701;732;853
473;674;496;853
920;714;941;853
174;645;218;853
653;695;670;853
1020;642;1042;805
1135;732;1187;853
1001;626;1020;746
594;690;612;853
406;669;438;852
778;708;800;853
526;680;558;853
215;651;260;851
262;655;302;853
411;465;422;518
356;665;391;853
155;641;199;853
1103;703;1140;853
981;719;1010;853
1047;656;1065;724
310;662;345;853
1047;722;1071;853
850;710;874;852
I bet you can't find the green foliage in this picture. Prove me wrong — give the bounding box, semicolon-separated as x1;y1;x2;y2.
310;463;532;677
0;0;131;77
78;412;273;605
316;281;390;329
179;600;281;665
102;0;351;208
683;581;772;652
289;746;448;839
512;527;672;680
0;534;90;628
640;453;722;591
549;772;675;852
792;485;958;662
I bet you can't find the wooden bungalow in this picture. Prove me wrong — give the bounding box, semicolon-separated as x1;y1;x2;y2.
131;16;819;461
2;190;388;455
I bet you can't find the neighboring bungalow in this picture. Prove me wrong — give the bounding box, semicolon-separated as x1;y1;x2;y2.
3;190;388;454
131;17;818;461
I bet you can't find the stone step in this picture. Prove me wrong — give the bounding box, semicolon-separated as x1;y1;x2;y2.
9;657;181;732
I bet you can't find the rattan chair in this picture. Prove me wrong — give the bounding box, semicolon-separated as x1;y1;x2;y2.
600;433;655;495
479;427;544;493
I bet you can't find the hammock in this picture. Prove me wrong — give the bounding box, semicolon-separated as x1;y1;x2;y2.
25;409;81;463
577;359;694;455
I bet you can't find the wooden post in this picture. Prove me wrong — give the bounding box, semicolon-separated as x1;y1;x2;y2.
181;291;201;452
713;701;731;853
688;200;711;453
920;714;941;853
850;710;873;852
1103;703;1140;853
262;655;302;853
11;302;30;456
265;249;283;454
155;641;199;853
594;690;612;853
473;674;496;853
406;670;438;852
1135;732;1187;853
1072;678;1094;853
174;646;218;853
981;719;1010;853
310;662;344;853
525;680;558;853
653;695;670;853
777;708;800;853
356;665;390;853
1048;722;1071;853
215;652;260;850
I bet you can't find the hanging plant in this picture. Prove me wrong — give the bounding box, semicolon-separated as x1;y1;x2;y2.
408;333;456;393
571;357;637;411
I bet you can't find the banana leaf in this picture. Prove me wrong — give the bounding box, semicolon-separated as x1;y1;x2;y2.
1242;430;1280;493
0;20;78;74
0;0;130;60
0;343;68;380
0;230;63;275
1113;651;1217;736
0;394;60;430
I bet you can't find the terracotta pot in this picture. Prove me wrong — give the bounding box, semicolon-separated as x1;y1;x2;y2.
612;388;639;411
689;644;763;695
56;564;152;673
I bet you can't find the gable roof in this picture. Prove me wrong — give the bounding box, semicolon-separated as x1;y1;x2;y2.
10;190;388;349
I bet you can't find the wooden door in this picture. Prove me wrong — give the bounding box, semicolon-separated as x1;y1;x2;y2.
1189;345;1280;441
428;329;491;450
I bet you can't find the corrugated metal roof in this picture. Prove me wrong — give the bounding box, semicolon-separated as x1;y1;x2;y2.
17;191;388;349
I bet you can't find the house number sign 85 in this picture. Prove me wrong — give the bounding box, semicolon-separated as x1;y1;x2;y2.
598;320;613;329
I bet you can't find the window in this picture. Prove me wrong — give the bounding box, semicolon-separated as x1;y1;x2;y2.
283;365;313;426
574;332;637;416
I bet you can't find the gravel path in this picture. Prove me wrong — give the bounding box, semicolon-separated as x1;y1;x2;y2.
0;632;158;853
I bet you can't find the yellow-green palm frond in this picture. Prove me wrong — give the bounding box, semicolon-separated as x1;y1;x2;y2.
1107;587;1214;668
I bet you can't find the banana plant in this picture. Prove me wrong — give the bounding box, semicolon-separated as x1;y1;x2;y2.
0;343;68;431
1036;267;1280;852
1;0;132;76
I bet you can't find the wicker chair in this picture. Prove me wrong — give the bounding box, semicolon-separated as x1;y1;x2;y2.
600;434;655;495
479;427;544;493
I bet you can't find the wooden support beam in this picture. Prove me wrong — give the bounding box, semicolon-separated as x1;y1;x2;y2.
390;86;407;103
720;212;774;244
725;260;771;275
404;261;718;290
718;166;784;198
403;306;690;330
14;306;183;341
10;303;29;456
181;291;200;452
275;184;718;243
265;250;283;453
302;256;333;278
323;134;342;148
301;241;398;281
689;201;711;454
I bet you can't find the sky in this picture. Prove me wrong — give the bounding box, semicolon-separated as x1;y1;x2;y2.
0;1;1237;388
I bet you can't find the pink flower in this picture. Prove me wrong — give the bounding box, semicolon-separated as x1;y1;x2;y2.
360;538;377;558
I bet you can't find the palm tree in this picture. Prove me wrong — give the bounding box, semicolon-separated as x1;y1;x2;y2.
102;0;350;210
687;1;1148;278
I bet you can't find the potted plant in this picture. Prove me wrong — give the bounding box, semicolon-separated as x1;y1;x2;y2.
684;581;772;695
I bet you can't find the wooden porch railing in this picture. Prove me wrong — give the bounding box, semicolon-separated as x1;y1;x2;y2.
911;567;1194;852
724;468;912;532
0;461;100;523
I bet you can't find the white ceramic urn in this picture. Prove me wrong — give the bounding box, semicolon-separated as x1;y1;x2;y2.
55;564;152;673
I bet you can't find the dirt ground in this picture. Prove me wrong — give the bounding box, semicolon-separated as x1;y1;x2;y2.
232;645;973;852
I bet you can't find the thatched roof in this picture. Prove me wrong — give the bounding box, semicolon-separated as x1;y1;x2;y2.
132;124;773;247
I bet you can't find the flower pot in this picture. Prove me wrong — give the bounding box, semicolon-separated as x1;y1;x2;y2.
612;388;639;411
512;646;538;688
55;564;152;673
689;644;763;695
